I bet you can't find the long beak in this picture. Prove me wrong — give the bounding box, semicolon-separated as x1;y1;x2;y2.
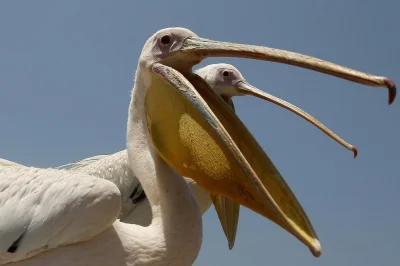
234;81;358;157
146;63;321;257
181;37;396;105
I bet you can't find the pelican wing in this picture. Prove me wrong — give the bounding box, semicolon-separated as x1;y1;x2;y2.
0;165;121;264
0;152;152;225
59;150;142;220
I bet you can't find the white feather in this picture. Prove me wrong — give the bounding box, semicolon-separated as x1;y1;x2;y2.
0;165;121;264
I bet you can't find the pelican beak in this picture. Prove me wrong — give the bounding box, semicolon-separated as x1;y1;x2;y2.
181;37;396;105
146;64;321;257
209;79;359;249
232;81;358;157
146;36;395;257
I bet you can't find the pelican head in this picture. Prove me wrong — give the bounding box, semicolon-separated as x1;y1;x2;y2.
195;63;359;157
134;27;396;257
196;63;245;98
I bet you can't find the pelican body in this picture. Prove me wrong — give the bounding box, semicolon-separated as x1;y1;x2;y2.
0;27;395;266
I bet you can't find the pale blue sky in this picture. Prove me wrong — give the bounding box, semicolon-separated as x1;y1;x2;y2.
0;1;399;265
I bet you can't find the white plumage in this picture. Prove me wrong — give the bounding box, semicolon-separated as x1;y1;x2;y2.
0;166;121;264
58;150;211;225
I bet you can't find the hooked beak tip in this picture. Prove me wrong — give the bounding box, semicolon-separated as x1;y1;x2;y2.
351;146;358;159
384;78;396;105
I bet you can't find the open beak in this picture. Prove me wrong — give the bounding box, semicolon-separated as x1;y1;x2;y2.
233;81;358;157
181;37;396;105
146;64;320;256
145;36;395;257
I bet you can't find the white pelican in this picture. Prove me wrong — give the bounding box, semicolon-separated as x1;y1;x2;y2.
50;62;362;250
1;62;362;250
0;27;395;266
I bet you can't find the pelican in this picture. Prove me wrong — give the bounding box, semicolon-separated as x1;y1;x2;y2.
51;62;361;250
1;62;361;250
0;27;395;266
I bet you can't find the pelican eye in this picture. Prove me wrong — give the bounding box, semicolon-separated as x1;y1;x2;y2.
223;71;229;77
160;35;171;45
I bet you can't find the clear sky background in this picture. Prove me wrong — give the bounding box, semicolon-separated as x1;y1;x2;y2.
0;1;398;265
